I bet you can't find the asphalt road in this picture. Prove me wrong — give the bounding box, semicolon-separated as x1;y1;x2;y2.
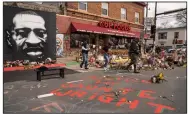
3;67;187;113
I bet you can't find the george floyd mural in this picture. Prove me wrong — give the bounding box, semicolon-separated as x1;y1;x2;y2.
3;6;56;61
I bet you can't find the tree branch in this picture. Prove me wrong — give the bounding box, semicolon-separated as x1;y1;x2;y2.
176;10;187;24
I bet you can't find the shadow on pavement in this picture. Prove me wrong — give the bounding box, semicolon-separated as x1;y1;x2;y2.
3;68;80;83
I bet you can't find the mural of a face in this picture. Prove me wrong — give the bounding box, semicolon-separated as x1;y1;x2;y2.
7;11;47;59
56;34;64;57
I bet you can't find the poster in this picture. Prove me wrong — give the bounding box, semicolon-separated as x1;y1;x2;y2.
56;34;64;57
3;5;56;61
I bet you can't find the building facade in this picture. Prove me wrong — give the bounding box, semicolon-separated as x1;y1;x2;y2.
146;26;186;49
66;2;145;30
56;2;148;51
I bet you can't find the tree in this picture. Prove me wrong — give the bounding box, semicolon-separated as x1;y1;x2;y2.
160;20;169;28
176;10;187;25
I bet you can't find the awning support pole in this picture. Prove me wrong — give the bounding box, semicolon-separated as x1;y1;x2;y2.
95;34;99;56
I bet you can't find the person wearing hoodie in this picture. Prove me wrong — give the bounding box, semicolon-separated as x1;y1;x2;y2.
80;41;90;69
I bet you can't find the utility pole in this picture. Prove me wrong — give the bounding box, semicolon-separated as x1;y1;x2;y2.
140;30;144;57
152;2;157;54
144;2;149;54
145;3;148;34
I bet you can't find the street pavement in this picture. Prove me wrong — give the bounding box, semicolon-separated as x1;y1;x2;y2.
4;67;187;113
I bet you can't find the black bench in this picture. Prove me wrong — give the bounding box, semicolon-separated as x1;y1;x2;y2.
35;66;65;81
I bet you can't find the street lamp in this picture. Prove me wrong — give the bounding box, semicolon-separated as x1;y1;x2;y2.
145;5;150;34
144;3;151;54
152;2;157;54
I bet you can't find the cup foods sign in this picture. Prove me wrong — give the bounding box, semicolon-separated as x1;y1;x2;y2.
98;21;131;32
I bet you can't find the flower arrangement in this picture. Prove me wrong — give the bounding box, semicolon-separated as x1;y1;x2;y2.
4;58;57;69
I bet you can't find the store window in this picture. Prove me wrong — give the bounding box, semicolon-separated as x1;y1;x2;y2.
135;12;140;23
158;32;167;39
174;32;179;39
78;2;87;11
102;3;108;16
109;36;130;49
70;34;88;48
121;8;127;20
70;33;97;48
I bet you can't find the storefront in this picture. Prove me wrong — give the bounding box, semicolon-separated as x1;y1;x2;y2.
56;15;149;53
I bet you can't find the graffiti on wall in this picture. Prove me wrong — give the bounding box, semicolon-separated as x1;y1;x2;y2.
56;34;64;57
3;6;56;61
64;34;70;51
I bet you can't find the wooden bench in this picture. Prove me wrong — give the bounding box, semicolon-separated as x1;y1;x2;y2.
35;66;65;81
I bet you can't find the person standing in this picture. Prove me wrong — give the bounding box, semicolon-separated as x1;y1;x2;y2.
126;39;140;73
102;44;110;71
80;41;90;69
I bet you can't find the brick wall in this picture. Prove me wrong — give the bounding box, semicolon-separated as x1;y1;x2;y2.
3;2;61;13
88;2;101;15
66;2;145;29
108;3;144;25
67;2;78;10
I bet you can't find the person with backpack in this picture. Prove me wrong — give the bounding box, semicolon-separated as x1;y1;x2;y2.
126;39;140;73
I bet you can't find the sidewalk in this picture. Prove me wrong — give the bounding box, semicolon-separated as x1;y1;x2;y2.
57;57;186;73
57;57;76;64
57;57;103;72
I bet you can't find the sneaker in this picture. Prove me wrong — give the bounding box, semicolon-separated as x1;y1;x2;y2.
85;68;89;70
134;71;140;73
126;69;130;72
107;67;109;71
104;67;107;71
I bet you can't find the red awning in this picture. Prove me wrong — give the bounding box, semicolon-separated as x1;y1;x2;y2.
71;22;149;39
